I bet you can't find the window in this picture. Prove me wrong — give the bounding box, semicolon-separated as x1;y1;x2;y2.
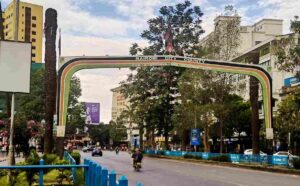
255;41;261;45
32;46;36;50
32;31;36;35
22;14;24;17
32;53;36;57
32;38;36;42
32;23;36;28
32;16;36;20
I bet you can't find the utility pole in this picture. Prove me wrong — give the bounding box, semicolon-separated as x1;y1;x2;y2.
8;0;20;168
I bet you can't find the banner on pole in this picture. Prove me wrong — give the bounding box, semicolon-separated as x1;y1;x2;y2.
190;128;201;146
85;102;100;125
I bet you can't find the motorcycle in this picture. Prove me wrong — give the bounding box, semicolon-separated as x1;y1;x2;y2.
133;161;142;171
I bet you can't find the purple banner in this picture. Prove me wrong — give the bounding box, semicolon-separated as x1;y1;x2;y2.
85;102;100;125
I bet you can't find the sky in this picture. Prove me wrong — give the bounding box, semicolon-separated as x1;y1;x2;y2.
2;0;300;123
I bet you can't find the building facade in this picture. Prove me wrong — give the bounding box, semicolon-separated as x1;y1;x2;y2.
111;86;139;143
1;0;43;63
200;16;283;55
232;34;298;119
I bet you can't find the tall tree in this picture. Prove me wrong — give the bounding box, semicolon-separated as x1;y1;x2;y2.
200;5;241;153
275;91;300;154
44;9;57;154
123;0;205;150
273;16;300;78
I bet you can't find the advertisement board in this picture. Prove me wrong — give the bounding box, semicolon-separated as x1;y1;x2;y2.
190;128;201;146
85;102;100;125
0;41;31;93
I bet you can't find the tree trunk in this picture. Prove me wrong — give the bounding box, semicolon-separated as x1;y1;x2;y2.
44;9;58;154
203;124;210;152
249;53;260;155
219;119;224;153
139;126;144;150
56;137;64;158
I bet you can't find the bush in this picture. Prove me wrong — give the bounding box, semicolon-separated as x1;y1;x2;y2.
0;170;7;177
70;152;81;165
42;153;59;165
183;154;194;159
194;155;202;160
208;155;230;162
292;157;300;169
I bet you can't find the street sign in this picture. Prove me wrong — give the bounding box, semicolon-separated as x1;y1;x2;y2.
191;128;201;146
0;41;31;93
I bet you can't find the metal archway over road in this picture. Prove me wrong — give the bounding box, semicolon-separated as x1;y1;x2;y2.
57;56;273;139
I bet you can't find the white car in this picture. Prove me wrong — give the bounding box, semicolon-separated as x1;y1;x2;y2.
273;151;291;156
244;149;267;156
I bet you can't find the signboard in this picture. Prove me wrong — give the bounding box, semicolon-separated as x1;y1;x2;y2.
0;41;31;93
190;128;201;146
85;102;100;125
284;77;300;87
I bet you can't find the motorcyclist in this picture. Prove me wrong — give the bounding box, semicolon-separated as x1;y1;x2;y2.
131;148;143;167
115;146;120;155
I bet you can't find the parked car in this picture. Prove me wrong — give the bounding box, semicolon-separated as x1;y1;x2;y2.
273;151;299;167
273;151;291;156
92;147;103;157
82;145;95;152
244;149;267;156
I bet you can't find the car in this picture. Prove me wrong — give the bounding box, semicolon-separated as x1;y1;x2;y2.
92;148;103;157
273;151;296;156
244;149;267;156
82;145;95;152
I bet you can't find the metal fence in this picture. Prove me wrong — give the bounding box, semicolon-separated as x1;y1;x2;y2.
0;152;143;186
145;150;291;167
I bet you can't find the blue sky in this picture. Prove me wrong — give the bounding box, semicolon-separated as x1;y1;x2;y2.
2;0;299;123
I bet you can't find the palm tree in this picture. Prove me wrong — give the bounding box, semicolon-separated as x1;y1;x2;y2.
44;9;57;153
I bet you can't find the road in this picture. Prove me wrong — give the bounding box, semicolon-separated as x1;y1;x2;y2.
81;151;300;186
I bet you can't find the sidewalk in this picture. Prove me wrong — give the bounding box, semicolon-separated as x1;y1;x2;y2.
146;154;300;176
0;157;25;166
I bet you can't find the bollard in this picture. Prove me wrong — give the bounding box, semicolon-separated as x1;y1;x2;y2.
39;159;44;186
84;159;90;186
89;161;94;186
118;175;128;186
101;168;108;186
109;170;116;186
136;183;143;186
92;163;97;186
96;164;102;185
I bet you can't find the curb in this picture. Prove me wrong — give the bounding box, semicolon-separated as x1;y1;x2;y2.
145;154;300;176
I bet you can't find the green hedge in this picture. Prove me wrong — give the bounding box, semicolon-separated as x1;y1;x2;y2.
70;152;81;165
208;155;230;162
183;154;202;160
292;157;300;169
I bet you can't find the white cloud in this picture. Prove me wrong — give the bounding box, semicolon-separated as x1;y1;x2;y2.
61;34;148;56
20;0;132;37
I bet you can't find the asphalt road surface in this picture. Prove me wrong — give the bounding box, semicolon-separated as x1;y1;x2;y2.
81;151;300;186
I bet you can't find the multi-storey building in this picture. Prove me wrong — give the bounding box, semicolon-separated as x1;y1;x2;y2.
1;0;43;63
232;34;299;119
200;16;283;55
111;86;139;143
